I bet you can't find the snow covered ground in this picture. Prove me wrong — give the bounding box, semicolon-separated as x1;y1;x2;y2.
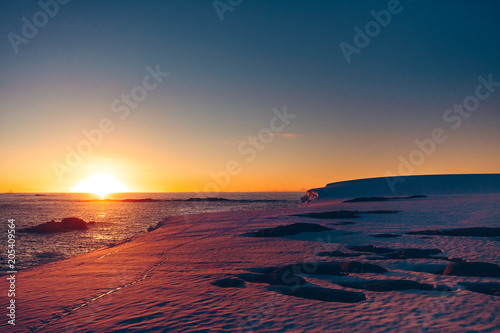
1;177;499;332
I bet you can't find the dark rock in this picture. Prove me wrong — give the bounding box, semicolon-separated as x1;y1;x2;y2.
443;262;500;277
211;278;245;288
317;251;362;258
186;197;229;202
339;279;433;291
371;234;401;238
147;222;163;232
120;198;156;202
249;223;331;237
461;283;500;296
84;198;159;202
406;227;500;237
348;245;394;254
338;261;387;273
274;285;366;303
22;217;95;233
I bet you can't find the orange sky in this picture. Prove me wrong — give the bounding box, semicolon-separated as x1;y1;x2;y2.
1;2;499;193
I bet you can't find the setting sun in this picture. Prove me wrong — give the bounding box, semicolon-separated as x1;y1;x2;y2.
70;173;130;199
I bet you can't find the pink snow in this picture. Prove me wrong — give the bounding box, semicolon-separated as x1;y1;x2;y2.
1;178;499;332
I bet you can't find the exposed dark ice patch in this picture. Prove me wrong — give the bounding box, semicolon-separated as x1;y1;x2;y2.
242;261;387;291
338;279;434;291
348;245;394;254
246;223;331;237
443;262;500;277
237;271;307;286
293;211;360;219
346;246;450;261
343;195;426;203
272;285;366;303
383;248;443;259
329;221;356;225
406;227;500;237
460;283;500;296
278;262;344;276
338;261;387;273
363;210;400;214
410;264;447;274
317;251;362;258
293;210;399;221
371;234;402;238
211;278;245;288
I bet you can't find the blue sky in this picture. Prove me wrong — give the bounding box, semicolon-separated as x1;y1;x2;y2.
1;0;499;192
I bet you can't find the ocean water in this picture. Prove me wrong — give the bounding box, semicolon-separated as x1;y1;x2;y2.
0;192;302;273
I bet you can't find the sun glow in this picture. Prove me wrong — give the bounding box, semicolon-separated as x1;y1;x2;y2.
70;173;130;199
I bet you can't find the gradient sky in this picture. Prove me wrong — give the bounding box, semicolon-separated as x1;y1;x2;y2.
1;0;499;193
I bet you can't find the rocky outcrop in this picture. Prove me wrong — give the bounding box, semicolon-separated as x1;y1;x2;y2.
300;190;318;206
22;217;95;233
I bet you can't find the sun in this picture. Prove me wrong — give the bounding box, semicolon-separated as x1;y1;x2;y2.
70;173;130;199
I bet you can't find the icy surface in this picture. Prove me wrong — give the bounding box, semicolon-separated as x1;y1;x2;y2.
0;192;499;332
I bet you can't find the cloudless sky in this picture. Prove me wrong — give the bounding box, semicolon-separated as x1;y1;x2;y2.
1;0;499;192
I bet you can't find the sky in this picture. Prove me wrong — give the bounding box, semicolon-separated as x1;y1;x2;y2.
1;0;499;193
